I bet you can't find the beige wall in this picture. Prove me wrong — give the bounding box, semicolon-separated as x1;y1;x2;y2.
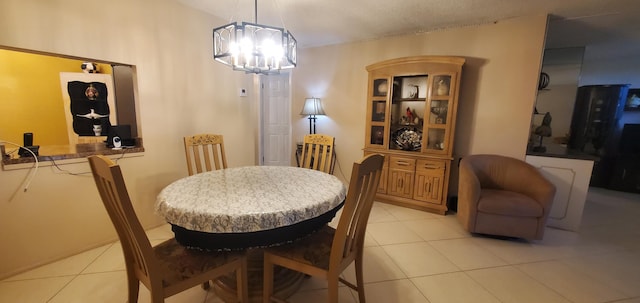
0;0;547;278
0;0;257;277
291;15;548;185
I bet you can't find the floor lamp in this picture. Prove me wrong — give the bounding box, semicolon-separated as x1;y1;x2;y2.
300;97;326;134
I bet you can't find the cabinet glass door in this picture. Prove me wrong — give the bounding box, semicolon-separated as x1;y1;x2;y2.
388;75;427;152
425;74;453;153
368;78;389;146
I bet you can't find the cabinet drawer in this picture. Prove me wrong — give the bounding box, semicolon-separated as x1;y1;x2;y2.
389;157;416;170
416;159;445;171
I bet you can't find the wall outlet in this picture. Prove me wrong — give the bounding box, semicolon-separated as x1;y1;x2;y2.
239;88;247;97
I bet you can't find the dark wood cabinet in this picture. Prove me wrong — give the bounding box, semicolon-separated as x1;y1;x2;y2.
568;85;629;187
609;155;640;193
568;85;628;156
608;123;640;193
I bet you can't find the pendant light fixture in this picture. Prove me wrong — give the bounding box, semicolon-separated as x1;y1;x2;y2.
213;0;297;74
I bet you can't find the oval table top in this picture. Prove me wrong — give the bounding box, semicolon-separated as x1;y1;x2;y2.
155;166;347;234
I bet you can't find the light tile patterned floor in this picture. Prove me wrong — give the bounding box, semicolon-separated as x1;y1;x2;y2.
1;187;639;303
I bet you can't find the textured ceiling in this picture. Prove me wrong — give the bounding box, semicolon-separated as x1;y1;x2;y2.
178;0;640;54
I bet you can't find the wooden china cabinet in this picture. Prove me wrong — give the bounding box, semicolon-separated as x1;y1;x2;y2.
363;56;465;214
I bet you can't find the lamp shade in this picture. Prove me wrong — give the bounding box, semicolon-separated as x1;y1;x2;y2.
300;98;326;116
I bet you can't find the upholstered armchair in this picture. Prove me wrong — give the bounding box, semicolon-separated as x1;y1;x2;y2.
457;154;556;240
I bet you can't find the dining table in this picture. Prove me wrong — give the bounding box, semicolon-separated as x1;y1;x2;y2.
155;165;347;302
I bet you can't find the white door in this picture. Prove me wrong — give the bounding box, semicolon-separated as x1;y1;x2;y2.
260;73;291;166
525;155;594;231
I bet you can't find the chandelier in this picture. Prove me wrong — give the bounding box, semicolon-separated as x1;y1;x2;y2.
213;0;297;74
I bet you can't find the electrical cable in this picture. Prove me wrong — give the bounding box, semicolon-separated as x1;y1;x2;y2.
0;139;39;192
333;152;349;186
45;156;91;176
112;147;129;163
2;139;133;191
46;146;129;175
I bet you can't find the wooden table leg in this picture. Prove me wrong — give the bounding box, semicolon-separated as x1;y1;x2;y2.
213;248;306;303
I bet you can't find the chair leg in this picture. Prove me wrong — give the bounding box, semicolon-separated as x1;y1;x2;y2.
263;254;274;303
355;258;366;303
327;276;340;303
150;293;165;303
237;257;249;303
127;277;139;303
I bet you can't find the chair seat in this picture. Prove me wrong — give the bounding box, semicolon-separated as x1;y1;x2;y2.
266;225;335;271
154;238;245;287
478;189;543;217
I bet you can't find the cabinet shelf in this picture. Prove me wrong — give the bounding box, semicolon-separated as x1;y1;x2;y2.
394;98;426;102
430;96;450;100
392;123;422;127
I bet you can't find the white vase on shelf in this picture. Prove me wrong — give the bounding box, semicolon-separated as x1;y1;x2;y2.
436;79;449;96
378;83;387;94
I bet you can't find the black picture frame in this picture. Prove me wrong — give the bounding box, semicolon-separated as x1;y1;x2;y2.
625;88;640;111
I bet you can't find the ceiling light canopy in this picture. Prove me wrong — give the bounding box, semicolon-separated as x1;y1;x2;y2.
213;0;297;74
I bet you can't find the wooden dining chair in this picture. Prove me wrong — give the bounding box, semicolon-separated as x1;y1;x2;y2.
299;134;335;174
184;134;228;175
88;155;248;303
262;153;385;303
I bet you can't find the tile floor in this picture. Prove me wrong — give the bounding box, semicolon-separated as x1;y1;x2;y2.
1;187;639;303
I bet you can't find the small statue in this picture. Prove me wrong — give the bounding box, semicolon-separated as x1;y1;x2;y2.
534;112;552;137
406;107;413;124
532;112;552;152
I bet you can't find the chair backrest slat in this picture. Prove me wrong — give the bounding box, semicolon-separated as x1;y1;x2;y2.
184;134;227;175
300;134;335;174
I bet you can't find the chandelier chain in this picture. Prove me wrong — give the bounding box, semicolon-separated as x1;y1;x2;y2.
229;0;240;23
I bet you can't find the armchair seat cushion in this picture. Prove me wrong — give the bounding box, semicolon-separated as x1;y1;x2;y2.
478;189;544;217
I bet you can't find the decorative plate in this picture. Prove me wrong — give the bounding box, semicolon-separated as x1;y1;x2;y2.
392;127;422;151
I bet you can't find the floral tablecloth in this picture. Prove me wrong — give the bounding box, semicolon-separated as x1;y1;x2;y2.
155;166;347;234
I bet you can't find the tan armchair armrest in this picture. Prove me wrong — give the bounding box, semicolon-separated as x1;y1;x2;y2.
457;159;481;230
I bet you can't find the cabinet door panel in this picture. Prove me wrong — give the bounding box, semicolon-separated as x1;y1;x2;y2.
378;165;388;194
388;169;414;198
414;169;444;204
